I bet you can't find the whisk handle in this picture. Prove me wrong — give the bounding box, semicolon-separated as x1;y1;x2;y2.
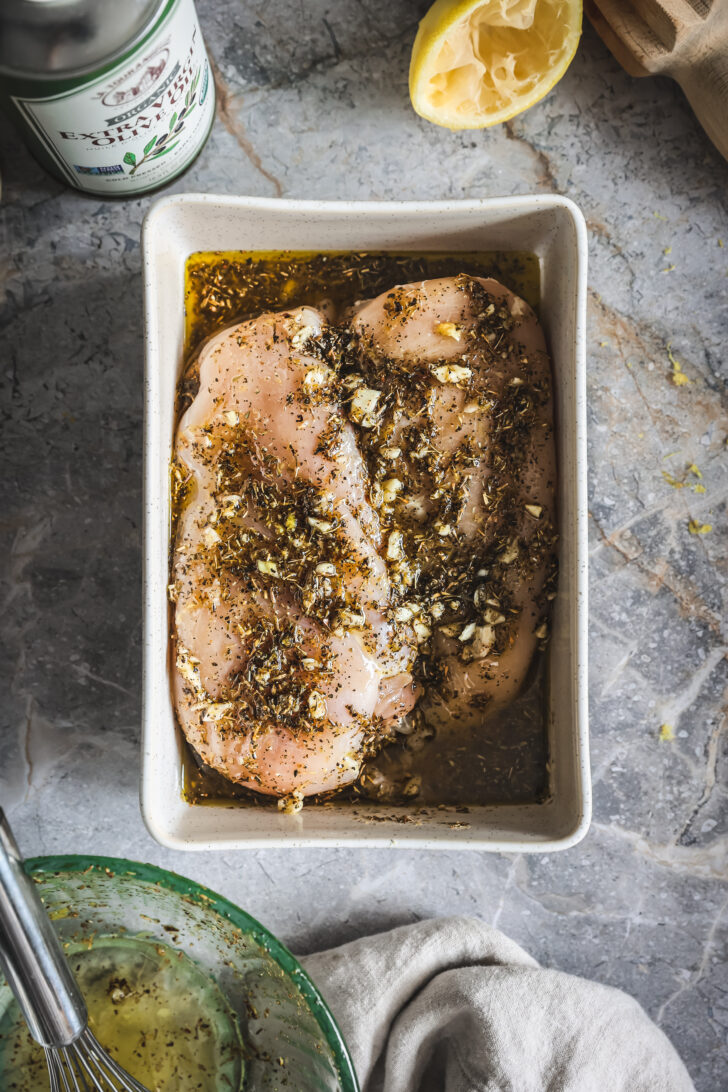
0;809;87;1047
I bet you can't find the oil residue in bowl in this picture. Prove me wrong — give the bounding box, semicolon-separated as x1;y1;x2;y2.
0;935;243;1091
179;249;549;811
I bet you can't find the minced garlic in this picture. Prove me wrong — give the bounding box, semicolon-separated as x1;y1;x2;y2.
432;364;472;384
387;530;404;561
470;624;495;657
307;517;334;533
303;364;330;388
278;790;304;814
381;478;403;503
349;387;382;427
202;525;221;548
435;321;462;341
308;690;327;719
498;540;519;564
290;322;316;349
256;558;279;576
203;702;234;721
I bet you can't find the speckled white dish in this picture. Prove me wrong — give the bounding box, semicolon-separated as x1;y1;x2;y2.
141;194;589;852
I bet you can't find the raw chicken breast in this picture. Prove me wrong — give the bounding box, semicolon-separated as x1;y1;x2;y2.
172;306;418;799
349;275;557;726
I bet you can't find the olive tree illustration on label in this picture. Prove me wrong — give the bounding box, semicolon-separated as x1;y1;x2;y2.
124;63;205;176
4;0;215;196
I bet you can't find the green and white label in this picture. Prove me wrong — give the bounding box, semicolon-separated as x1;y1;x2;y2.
11;0;214;195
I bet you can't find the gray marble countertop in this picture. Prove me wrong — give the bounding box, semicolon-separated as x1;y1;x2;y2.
1;2;726;1088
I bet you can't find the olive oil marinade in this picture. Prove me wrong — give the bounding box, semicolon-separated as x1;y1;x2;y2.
178;251;550;810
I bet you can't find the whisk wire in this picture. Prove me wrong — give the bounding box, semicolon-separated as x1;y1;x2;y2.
42;1029;154;1092
75;1028;150;1092
61;1044;91;1091
73;1034;124;1091
45;1047;64;1092
72;1040;110;1089
43;1030;151;1092
60;1053;76;1091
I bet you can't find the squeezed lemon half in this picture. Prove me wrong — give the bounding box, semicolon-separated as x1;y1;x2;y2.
409;0;582;129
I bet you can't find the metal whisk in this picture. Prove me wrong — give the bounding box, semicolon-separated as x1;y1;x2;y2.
0;809;150;1092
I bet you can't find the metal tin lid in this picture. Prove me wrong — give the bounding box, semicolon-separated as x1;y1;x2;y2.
0;0;164;79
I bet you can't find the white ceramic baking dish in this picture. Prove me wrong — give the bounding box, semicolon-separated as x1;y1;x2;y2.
141;194;589;852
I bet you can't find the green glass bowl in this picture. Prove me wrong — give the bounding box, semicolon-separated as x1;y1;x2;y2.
0;855;358;1092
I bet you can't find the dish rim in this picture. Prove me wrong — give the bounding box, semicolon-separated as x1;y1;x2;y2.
141;192;590;853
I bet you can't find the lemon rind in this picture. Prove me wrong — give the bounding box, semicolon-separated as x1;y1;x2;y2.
409;0;582;131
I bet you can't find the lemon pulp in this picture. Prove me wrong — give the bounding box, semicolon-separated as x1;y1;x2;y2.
410;0;582;129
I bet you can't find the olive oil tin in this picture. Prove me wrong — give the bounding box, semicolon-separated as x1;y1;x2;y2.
0;0;214;196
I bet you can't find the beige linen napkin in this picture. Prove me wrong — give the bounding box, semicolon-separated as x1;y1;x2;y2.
301;916;694;1092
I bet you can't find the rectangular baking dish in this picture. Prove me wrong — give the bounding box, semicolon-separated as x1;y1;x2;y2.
141;194;589;851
